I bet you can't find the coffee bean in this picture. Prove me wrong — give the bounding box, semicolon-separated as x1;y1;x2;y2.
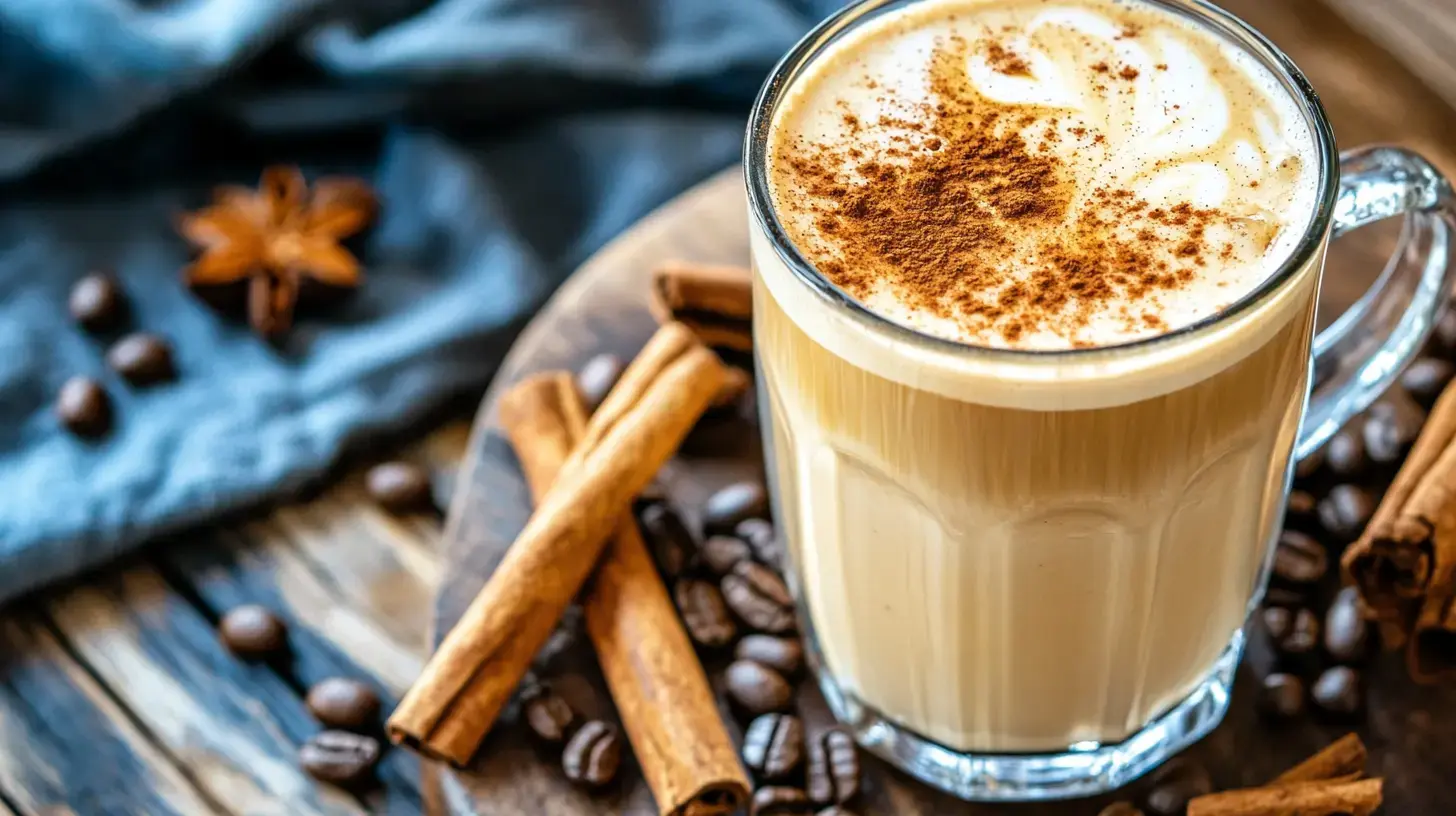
703;481;768;534
1256;673;1306;720
299;730;380;787
751;786;812;815
1098;804;1145;816
1364;399;1426;464
639;501;696;579
1324;588;1372;664
1143;757;1212;816
700;535;752;575
1272;530;1328;585
1402;357;1454;408
1319;484;1375;541
1273;608;1321;666
1311;666;1363;716
725;659;794;716
520;681;578;743
674;578;737;647
1262;605;1294;641
1324;429;1366;478
736;518;782;569
219;604;288;659
723;561;795;634
365;461;433;513
736;635;803;677
1286;490;1318;532
56;376;112;438
106;333;175;385
743;713;805;780
69;272;125;332
577;353;624;414
806;728;860;806
1294;447;1324;481
305;678;381;731
562;720;621;787
815;809;860;816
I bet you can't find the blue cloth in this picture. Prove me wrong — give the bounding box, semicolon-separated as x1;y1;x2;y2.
0;0;841;602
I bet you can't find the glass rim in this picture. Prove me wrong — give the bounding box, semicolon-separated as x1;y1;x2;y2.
742;0;1341;363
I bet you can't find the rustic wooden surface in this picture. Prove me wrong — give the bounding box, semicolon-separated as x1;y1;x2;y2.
428;0;1456;813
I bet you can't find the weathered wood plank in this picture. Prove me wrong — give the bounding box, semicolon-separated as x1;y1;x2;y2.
0;610;224;816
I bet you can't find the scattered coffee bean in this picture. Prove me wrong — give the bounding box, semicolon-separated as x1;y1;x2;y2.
1318;484;1376;541
674;578;737;647
1294;447;1324;481
1098;804;1145;816
1272;530;1328;585
815;809;860;816
1143;757;1212;816
639;501;696;579
743;713;805;780
1285;490;1318;532
736;635;803;677
520;681;578;743
1262;606;1294;641
219;604;288;659
299;730;381;787
751;785;812;815
1402;357;1454;408
106;333;175;385
1364;399;1426;464
577;353;624;414
1272;608;1321;669
806;728;860;806
1323;428;1366;478
723;561;795;634
700;535;752;575
1256;673;1306;721
635;480;668;511
1311;666;1363;716
365;461;433;513
703;481;768;534
736;517;782;569
305;677;381;731
725;659;794;716
562;720;621;787
56;376;112;438
1325;586;1373;664
69;272;125;332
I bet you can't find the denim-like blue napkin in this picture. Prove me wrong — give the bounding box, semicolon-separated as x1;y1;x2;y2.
0;0;842;602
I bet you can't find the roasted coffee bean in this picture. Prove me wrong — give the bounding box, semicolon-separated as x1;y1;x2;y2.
674;578;737;647
751;786;812;815
700;535;753;575
219;604;288;659
1272;530;1328;585
1098;804;1145;816
815;809;860;816
56;376;112;438
703;481;768;534
1319;484;1376;541
69;272;126;332
639;501;696;579
1286;490;1318;532
1311;666;1363;716
562;720;621;787
723;561;795;634
305;677;381;731
1402;357;1455;408
1143;757;1212;816
1274;608;1322;663
736;517;782;569
742;713;805;780
1364;399;1426;464
1262;605;1294;641
1324;429;1366;478
365;461;433;513
806;728;860;806
520;681;577;743
1325;586;1372;664
577;353;624;414
1294;447;1324;481
736;635;804;677
725;659;794;716
106;333;175;385
299;730;381;786
1257;673;1306;720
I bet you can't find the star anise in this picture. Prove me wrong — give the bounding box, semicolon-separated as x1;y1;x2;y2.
179;166;376;337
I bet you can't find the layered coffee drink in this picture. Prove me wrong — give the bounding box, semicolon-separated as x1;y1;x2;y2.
753;0;1322;754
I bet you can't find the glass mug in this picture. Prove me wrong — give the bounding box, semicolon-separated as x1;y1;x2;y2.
743;0;1456;802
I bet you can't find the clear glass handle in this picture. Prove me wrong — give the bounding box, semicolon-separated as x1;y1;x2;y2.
1296;146;1456;459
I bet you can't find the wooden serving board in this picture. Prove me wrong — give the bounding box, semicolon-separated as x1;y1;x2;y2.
426;0;1456;812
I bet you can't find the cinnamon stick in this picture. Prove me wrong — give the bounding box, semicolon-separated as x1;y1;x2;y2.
387;322;725;765
649;262;753;351
1271;733;1367;784
1186;778;1382;816
500;372;749;815
1411;591;1456;682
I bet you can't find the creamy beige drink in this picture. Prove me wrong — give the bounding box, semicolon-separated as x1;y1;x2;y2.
755;0;1322;752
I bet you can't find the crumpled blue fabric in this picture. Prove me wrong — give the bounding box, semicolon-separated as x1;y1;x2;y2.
0;0;843;602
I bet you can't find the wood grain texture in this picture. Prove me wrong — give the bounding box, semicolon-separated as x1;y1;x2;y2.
1323;0;1456;114
428;0;1456;812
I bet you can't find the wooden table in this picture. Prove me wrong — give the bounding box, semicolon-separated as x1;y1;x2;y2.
0;0;1451;814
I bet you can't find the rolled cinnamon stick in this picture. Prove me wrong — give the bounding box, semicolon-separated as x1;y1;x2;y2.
649;262;753;351
1271;732;1366;784
388;322;725;765
500;372;749;815
1411;591;1456;682
1186;778;1383;816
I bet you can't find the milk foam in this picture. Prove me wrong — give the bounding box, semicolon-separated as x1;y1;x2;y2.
768;0;1321;350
